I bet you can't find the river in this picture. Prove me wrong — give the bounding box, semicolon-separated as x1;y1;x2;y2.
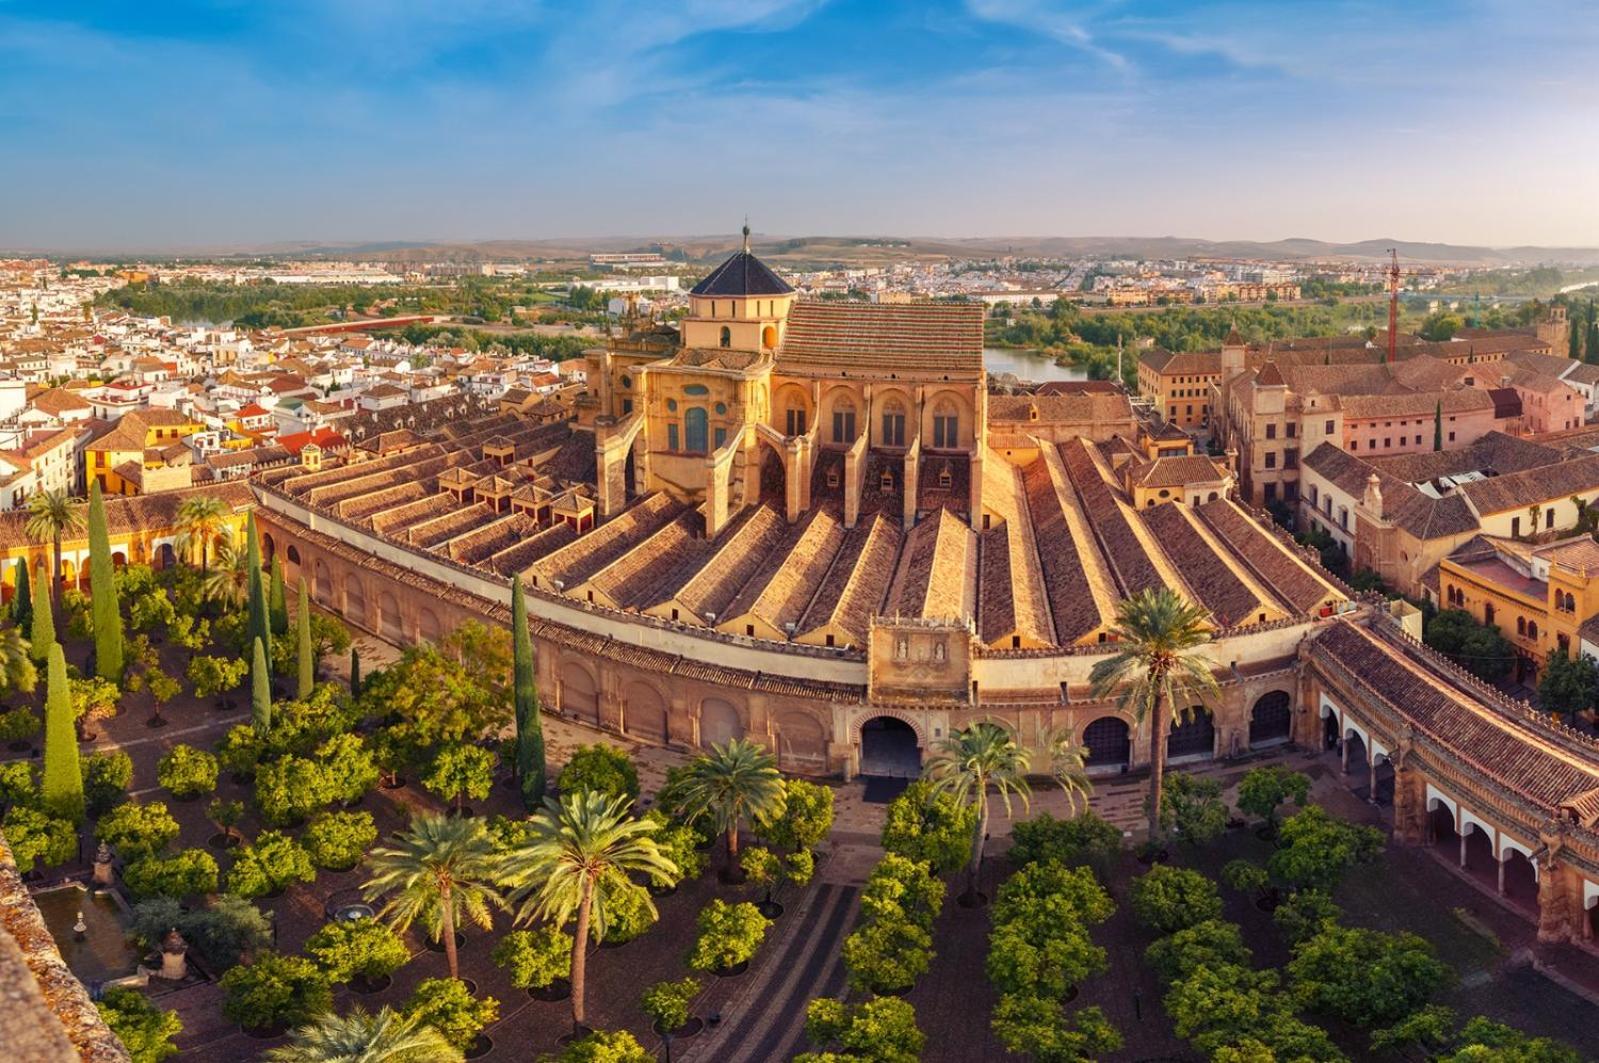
983;347;1089;384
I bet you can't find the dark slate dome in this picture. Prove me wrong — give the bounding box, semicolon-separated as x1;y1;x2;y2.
690;243;793;298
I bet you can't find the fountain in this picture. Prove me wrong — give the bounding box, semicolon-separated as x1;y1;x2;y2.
31;883;141;988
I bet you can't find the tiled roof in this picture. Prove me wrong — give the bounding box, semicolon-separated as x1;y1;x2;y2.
1459;453;1599;516
1127;454;1228;489
689;251;793;297
779;301;984;374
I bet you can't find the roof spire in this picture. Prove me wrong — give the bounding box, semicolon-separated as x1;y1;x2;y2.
742;217;750;254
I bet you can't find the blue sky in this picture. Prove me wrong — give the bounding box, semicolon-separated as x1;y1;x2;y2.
4;1;1597;250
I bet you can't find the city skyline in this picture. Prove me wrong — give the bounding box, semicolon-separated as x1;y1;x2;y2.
6;1;1599;250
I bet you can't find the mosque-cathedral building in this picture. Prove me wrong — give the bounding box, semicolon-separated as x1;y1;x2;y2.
20;240;1585;945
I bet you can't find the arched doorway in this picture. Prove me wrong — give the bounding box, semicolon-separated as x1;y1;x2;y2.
156;542;176;570
859;717;920;778
262;532;275;565
1501;848;1538;909
1083;716;1131;771
1427;801;1458;853
344;578;367;628
1249;691;1292;746
378;590;403;642
775;711;827;773
313;559;333;607
1167;707;1216;761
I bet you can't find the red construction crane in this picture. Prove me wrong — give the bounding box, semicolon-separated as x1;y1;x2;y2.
1386;248;1400;364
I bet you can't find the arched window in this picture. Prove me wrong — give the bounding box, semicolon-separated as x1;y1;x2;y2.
832;398;857;444
785;403;807;436
684;407;709;453
719;326;731;348
932;400;959;448
1517;616;1526;635
880;399;906;447
1528;621;1538;640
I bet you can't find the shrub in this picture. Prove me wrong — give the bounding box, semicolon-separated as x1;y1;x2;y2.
1445;1016;1583;1063
3;806;77;873
95;800;180;861
1288;924;1451;1026
641;976;701;1033
1221;859;1271;898
1273;890;1343;946
225;830;315;899
1269;806;1384;892
859;853;946;930
314;733;379;804
403;977;500;1051
252;755;333;826
96;986;182;1063
1145;919;1252;985
603;881;659;944
1160;772;1228;846
1236;765;1311;830
551;1029;653;1062
215;724;263;778
219;951;331;1031
802;996;924;1063
1129;865;1222;934
991;996;1122;1063
155;745;219;800
0;760;35;809
491;927;572;989
880;778;977;876
557;744;639;802
301;810;378;871
183;895;273;969
422;741;497;813
303;917;409;984
124;849;220;900
207;798;245;844
759;778;835;853
844;911;934;994
1165;963;1342;1061
687;899;770;972
1008;810;1121;869
82;750;134;817
0;707;39;744
643;810;707;886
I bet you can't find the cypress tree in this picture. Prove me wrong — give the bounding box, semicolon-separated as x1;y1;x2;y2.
41;642;83;823
296;578;314;700
251;636;271;736
88;482;123;681
29;568;53;663
1433;401;1443;452
10;559;30;631
1570;312;1584;361
269;558;288;636
349;648;361;698
511;580;545;809
245;513;270;671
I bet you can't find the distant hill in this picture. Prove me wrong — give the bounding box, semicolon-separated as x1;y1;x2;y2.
17;233;1599;267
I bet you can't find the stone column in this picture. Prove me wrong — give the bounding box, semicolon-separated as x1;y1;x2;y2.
1367;758;1378;805
1390;764;1424;845
1536;859;1570;944
1459;831;1468;868
1497;854;1506;895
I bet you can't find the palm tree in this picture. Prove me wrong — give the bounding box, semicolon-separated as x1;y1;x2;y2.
1088;587;1220;845
203;539;249;607
175;494;232;575
499;790;677;1037
670;738;787;879
361;812;505;981
1041;725;1092;815
265;1006;462;1063
24;490;84;606
924;720;1031;904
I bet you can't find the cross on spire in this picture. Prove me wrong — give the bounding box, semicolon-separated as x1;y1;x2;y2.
742;217;750;253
